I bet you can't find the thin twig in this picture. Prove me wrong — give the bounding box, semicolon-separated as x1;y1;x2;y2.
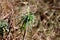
0;13;11;20
51;6;60;10
22;30;26;40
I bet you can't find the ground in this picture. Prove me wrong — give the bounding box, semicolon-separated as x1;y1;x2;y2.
0;0;60;40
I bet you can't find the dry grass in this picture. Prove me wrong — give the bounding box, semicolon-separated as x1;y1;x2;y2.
0;0;60;40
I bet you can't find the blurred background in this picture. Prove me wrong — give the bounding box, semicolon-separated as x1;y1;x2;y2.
0;0;60;40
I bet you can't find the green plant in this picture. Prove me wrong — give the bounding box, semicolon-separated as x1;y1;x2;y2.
22;12;34;30
17;12;34;30
0;20;9;36
16;6;35;30
16;6;35;40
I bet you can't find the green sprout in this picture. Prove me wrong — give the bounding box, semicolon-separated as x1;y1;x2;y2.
16;12;34;30
16;6;35;30
16;6;35;40
0;20;9;36
22;12;34;30
21;12;35;40
22;6;35;30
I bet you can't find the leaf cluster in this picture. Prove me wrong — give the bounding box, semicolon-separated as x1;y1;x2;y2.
0;20;9;36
